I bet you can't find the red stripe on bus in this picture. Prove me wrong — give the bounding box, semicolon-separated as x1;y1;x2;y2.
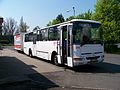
14;45;21;48
16;35;20;39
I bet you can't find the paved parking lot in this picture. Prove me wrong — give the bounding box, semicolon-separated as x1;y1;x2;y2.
0;48;120;90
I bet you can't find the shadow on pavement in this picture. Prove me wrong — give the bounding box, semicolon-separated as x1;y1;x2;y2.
66;62;120;73
0;56;59;90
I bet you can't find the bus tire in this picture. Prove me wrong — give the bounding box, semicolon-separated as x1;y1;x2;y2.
53;55;59;66
29;49;33;57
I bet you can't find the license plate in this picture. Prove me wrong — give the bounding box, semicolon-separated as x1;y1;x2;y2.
91;59;97;63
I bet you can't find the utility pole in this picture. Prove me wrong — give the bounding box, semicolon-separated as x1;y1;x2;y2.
73;7;75;17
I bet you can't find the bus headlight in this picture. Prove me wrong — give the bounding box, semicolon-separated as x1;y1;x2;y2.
73;56;85;61
101;55;104;58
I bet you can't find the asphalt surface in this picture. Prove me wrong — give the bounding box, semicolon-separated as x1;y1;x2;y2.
0;47;120;90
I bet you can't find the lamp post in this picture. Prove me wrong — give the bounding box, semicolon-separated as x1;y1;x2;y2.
0;16;3;35
67;7;75;17
73;7;75;17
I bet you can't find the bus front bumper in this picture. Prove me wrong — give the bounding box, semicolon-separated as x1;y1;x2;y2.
73;57;104;66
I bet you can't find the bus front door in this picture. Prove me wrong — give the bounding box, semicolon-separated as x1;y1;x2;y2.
67;25;73;67
60;24;73;67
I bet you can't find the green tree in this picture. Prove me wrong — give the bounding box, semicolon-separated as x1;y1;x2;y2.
77;10;93;20
47;21;52;26
93;0;120;43
66;10;93;21
66;16;76;21
2;18;18;35
47;14;65;26
19;16;29;33
56;14;65;23
52;19;60;25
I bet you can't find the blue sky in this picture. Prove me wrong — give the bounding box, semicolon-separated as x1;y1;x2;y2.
0;0;97;30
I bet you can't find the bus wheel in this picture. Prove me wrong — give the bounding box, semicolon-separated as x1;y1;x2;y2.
53;55;59;66
29;49;33;57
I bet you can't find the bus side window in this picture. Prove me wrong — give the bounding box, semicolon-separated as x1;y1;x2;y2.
39;31;42;41
33;37;36;44
33;34;37;44
25;34;27;42
37;31;40;41
48;27;60;41
25;32;33;42
44;29;48;41
41;30;44;41
37;31;42;41
49;27;54;40
30;33;33;42
41;29;48;41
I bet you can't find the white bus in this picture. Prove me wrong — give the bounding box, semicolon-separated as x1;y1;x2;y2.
23;19;104;67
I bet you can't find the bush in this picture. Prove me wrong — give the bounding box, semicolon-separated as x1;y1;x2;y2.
0;35;14;45
105;44;120;54
0;40;9;44
0;43;2;49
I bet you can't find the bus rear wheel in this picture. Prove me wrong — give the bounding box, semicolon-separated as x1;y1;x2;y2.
29;49;33;57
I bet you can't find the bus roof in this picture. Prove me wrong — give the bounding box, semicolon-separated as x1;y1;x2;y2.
70;19;101;24
41;19;101;29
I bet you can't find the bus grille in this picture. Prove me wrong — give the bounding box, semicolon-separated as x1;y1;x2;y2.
86;56;100;60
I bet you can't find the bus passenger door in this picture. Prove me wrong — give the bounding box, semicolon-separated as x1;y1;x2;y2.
57;25;67;64
67;25;73;67
59;24;73;67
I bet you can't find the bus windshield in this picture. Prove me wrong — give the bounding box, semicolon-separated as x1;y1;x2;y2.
73;21;102;45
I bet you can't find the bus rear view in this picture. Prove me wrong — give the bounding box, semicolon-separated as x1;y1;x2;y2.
72;20;104;66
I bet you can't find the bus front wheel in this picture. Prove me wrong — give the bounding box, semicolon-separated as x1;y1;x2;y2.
53;55;59;66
